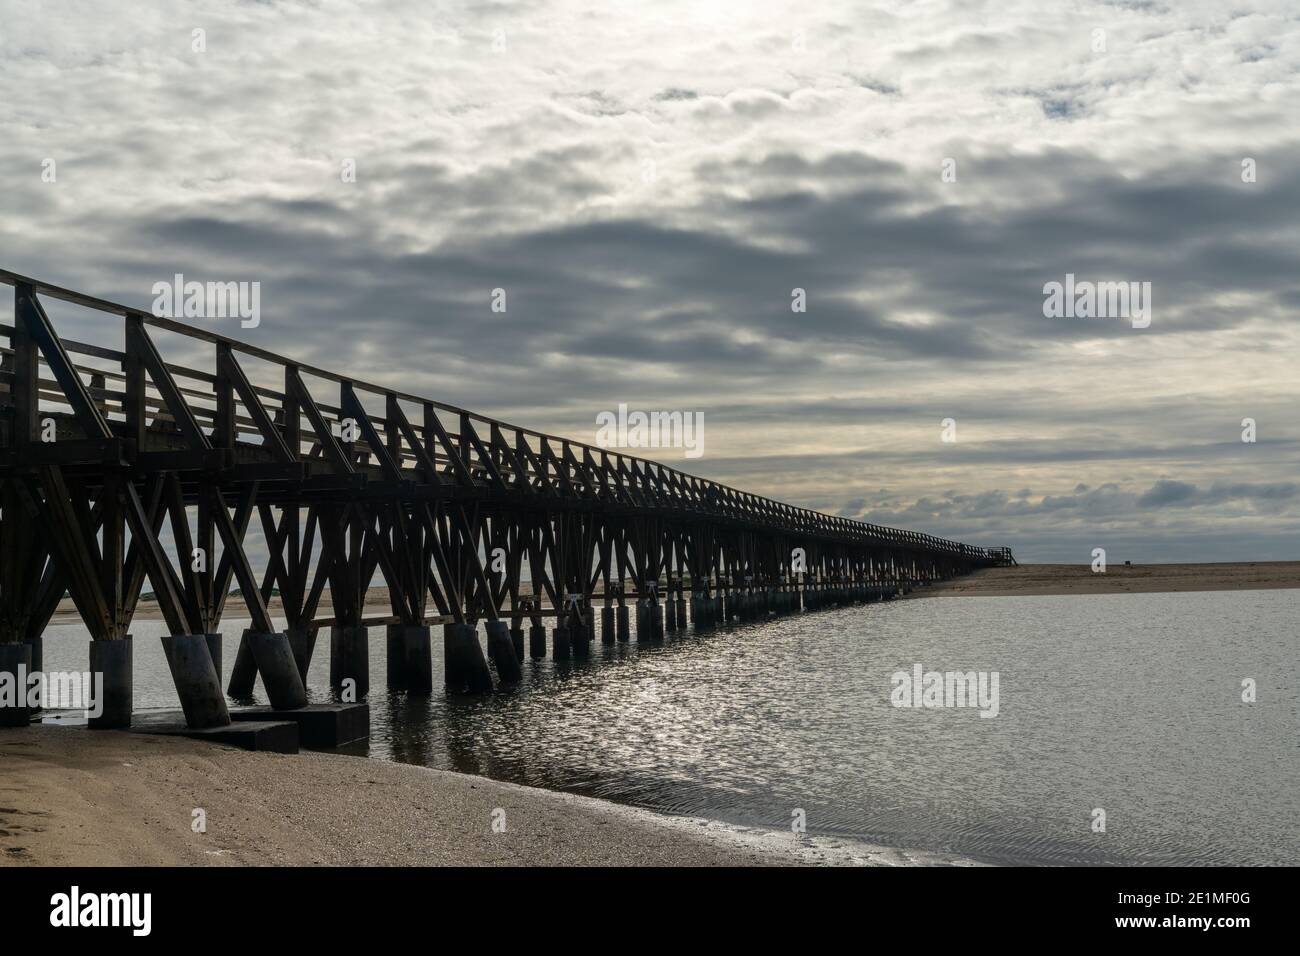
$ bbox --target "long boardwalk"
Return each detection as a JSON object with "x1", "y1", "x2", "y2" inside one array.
[{"x1": 0, "y1": 269, "x2": 1009, "y2": 732}]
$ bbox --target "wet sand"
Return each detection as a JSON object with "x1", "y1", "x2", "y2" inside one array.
[
  {"x1": 0, "y1": 726, "x2": 982, "y2": 867},
  {"x1": 908, "y1": 562, "x2": 1300, "y2": 598}
]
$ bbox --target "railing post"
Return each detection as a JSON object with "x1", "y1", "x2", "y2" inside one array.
[
  {"x1": 123, "y1": 312, "x2": 147, "y2": 449},
  {"x1": 214, "y1": 342, "x2": 235, "y2": 448},
  {"x1": 11, "y1": 283, "x2": 39, "y2": 448},
  {"x1": 282, "y1": 363, "x2": 300, "y2": 455}
]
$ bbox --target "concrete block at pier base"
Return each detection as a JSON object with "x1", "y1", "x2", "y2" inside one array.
[
  {"x1": 676, "y1": 598, "x2": 687, "y2": 628},
  {"x1": 188, "y1": 721, "x2": 296, "y2": 752},
  {"x1": 131, "y1": 711, "x2": 297, "y2": 753},
  {"x1": 552, "y1": 624, "x2": 572, "y2": 660},
  {"x1": 444, "y1": 623, "x2": 494, "y2": 694},
  {"x1": 601, "y1": 606, "x2": 614, "y2": 644},
  {"x1": 230, "y1": 703, "x2": 368, "y2": 748},
  {"x1": 287, "y1": 627, "x2": 317, "y2": 683},
  {"x1": 0, "y1": 643, "x2": 32, "y2": 727},
  {"x1": 227, "y1": 631, "x2": 258, "y2": 698},
  {"x1": 386, "y1": 624, "x2": 433, "y2": 693},
  {"x1": 665, "y1": 598, "x2": 678, "y2": 632},
  {"x1": 161, "y1": 634, "x2": 230, "y2": 729},
  {"x1": 634, "y1": 603, "x2": 649, "y2": 641},
  {"x1": 330, "y1": 625, "x2": 370, "y2": 698},
  {"x1": 247, "y1": 631, "x2": 309, "y2": 710},
  {"x1": 649, "y1": 601, "x2": 663, "y2": 641},
  {"x1": 509, "y1": 627, "x2": 525, "y2": 663},
  {"x1": 88, "y1": 638, "x2": 133, "y2": 729},
  {"x1": 616, "y1": 605, "x2": 630, "y2": 642},
  {"x1": 528, "y1": 625, "x2": 547, "y2": 659},
  {"x1": 486, "y1": 621, "x2": 522, "y2": 684}
]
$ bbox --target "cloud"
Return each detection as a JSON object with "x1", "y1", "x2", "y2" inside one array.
[{"x1": 2, "y1": 0, "x2": 1297, "y2": 561}]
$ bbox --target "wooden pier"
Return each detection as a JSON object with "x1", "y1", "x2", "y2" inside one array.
[{"x1": 0, "y1": 268, "x2": 1009, "y2": 732}]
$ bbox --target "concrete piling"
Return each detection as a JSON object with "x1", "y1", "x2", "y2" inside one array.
[
  {"x1": 665, "y1": 598, "x2": 678, "y2": 632},
  {"x1": 444, "y1": 623, "x2": 494, "y2": 693},
  {"x1": 287, "y1": 626, "x2": 317, "y2": 683},
  {"x1": 572, "y1": 615, "x2": 591, "y2": 659},
  {"x1": 486, "y1": 621, "x2": 521, "y2": 683},
  {"x1": 509, "y1": 625, "x2": 526, "y2": 663},
  {"x1": 88, "y1": 637, "x2": 133, "y2": 729},
  {"x1": 616, "y1": 604, "x2": 630, "y2": 641},
  {"x1": 528, "y1": 624, "x2": 547, "y2": 659},
  {"x1": 161, "y1": 634, "x2": 230, "y2": 729},
  {"x1": 552, "y1": 623, "x2": 572, "y2": 660},
  {"x1": 386, "y1": 624, "x2": 433, "y2": 693},
  {"x1": 246, "y1": 631, "x2": 309, "y2": 709},
  {"x1": 203, "y1": 633, "x2": 222, "y2": 682},
  {"x1": 25, "y1": 634, "x2": 42, "y2": 715},
  {"x1": 601, "y1": 606, "x2": 615, "y2": 644},
  {"x1": 0, "y1": 642, "x2": 32, "y2": 727},
  {"x1": 330, "y1": 624, "x2": 370, "y2": 698},
  {"x1": 226, "y1": 631, "x2": 258, "y2": 698}
]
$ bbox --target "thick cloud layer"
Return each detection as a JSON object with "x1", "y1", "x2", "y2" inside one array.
[{"x1": 2, "y1": 0, "x2": 1297, "y2": 560}]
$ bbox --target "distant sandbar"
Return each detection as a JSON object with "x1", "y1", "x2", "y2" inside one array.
[{"x1": 908, "y1": 562, "x2": 1299, "y2": 598}]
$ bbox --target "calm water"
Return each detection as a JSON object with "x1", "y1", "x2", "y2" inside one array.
[{"x1": 40, "y1": 590, "x2": 1300, "y2": 865}]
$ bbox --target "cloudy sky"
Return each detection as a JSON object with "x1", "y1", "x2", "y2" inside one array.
[{"x1": 3, "y1": 0, "x2": 1298, "y2": 561}]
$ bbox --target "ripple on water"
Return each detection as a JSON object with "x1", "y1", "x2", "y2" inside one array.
[{"x1": 38, "y1": 589, "x2": 1300, "y2": 865}]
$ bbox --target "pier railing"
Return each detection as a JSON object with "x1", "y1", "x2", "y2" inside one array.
[{"x1": 0, "y1": 267, "x2": 1003, "y2": 563}]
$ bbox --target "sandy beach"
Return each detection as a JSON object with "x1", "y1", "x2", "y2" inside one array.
[
  {"x1": 0, "y1": 725, "x2": 981, "y2": 867},
  {"x1": 907, "y1": 562, "x2": 1299, "y2": 598}
]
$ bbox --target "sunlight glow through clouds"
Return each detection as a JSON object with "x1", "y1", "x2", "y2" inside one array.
[{"x1": 2, "y1": 0, "x2": 1297, "y2": 559}]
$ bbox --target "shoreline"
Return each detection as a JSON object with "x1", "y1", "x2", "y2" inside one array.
[{"x1": 0, "y1": 725, "x2": 984, "y2": 867}]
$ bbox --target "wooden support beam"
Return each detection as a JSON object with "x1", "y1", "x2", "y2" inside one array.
[
  {"x1": 424, "y1": 404, "x2": 474, "y2": 486},
  {"x1": 121, "y1": 477, "x2": 189, "y2": 636},
  {"x1": 287, "y1": 369, "x2": 353, "y2": 473},
  {"x1": 341, "y1": 382, "x2": 400, "y2": 481},
  {"x1": 219, "y1": 344, "x2": 295, "y2": 461},
  {"x1": 19, "y1": 292, "x2": 112, "y2": 439},
  {"x1": 125, "y1": 316, "x2": 210, "y2": 450},
  {"x1": 210, "y1": 486, "x2": 275, "y2": 633},
  {"x1": 386, "y1": 394, "x2": 442, "y2": 484}
]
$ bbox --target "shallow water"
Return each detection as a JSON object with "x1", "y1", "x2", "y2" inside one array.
[{"x1": 39, "y1": 589, "x2": 1300, "y2": 865}]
